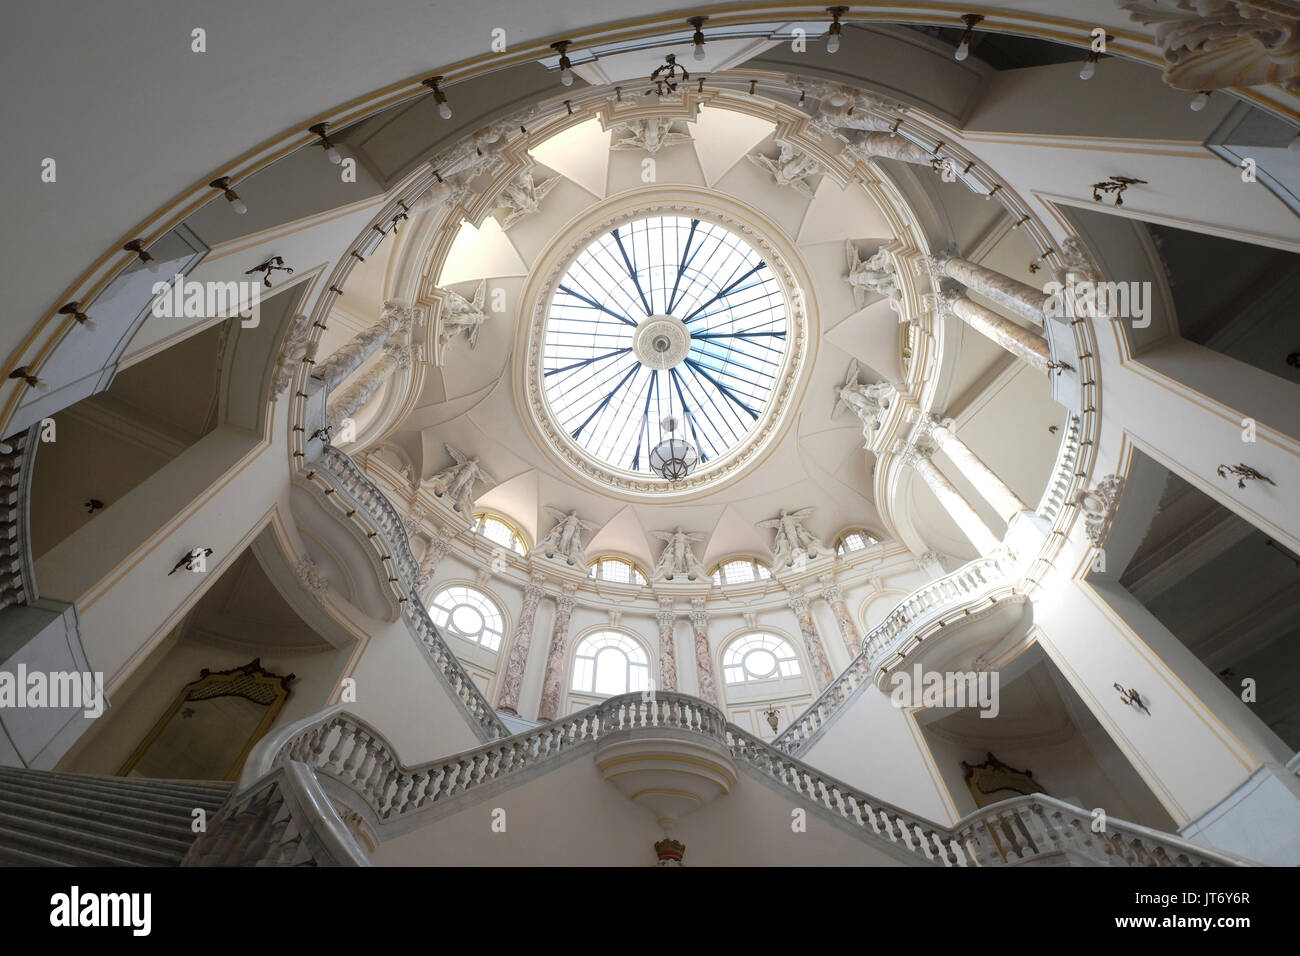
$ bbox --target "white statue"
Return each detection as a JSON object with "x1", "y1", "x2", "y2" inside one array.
[
  {"x1": 439, "y1": 279, "x2": 488, "y2": 349},
  {"x1": 834, "y1": 360, "x2": 896, "y2": 438},
  {"x1": 650, "y1": 528, "x2": 708, "y2": 581},
  {"x1": 747, "y1": 139, "x2": 822, "y2": 197},
  {"x1": 429, "y1": 443, "x2": 497, "y2": 514},
  {"x1": 757, "y1": 508, "x2": 827, "y2": 567},
  {"x1": 610, "y1": 118, "x2": 692, "y2": 154},
  {"x1": 497, "y1": 167, "x2": 561, "y2": 229},
  {"x1": 845, "y1": 240, "x2": 901, "y2": 310},
  {"x1": 530, "y1": 507, "x2": 600, "y2": 567}
]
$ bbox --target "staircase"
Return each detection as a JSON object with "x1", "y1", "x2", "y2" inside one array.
[{"x1": 0, "y1": 766, "x2": 232, "y2": 866}]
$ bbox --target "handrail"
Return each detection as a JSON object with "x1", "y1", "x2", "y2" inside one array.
[
  {"x1": 1036, "y1": 413, "x2": 1082, "y2": 522},
  {"x1": 312, "y1": 445, "x2": 509, "y2": 742},
  {"x1": 0, "y1": 424, "x2": 38, "y2": 610}
]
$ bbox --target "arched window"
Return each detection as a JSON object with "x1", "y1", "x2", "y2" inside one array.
[
  {"x1": 428, "y1": 585, "x2": 506, "y2": 652},
  {"x1": 571, "y1": 631, "x2": 650, "y2": 697},
  {"x1": 710, "y1": 557, "x2": 772, "y2": 586},
  {"x1": 723, "y1": 633, "x2": 801, "y2": 685},
  {"x1": 587, "y1": 556, "x2": 647, "y2": 586},
  {"x1": 471, "y1": 511, "x2": 527, "y2": 555},
  {"x1": 835, "y1": 529, "x2": 880, "y2": 555}
]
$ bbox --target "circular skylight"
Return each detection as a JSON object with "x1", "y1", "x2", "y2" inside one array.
[{"x1": 542, "y1": 215, "x2": 788, "y2": 476}]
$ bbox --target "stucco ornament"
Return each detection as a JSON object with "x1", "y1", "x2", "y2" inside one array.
[
  {"x1": 438, "y1": 279, "x2": 488, "y2": 349},
  {"x1": 429, "y1": 443, "x2": 497, "y2": 514},
  {"x1": 497, "y1": 167, "x2": 562, "y2": 229},
  {"x1": 747, "y1": 139, "x2": 822, "y2": 197},
  {"x1": 530, "y1": 507, "x2": 600, "y2": 567},
  {"x1": 845, "y1": 240, "x2": 902, "y2": 312},
  {"x1": 610, "y1": 117, "x2": 693, "y2": 154},
  {"x1": 650, "y1": 527, "x2": 709, "y2": 580},
  {"x1": 758, "y1": 508, "x2": 827, "y2": 567},
  {"x1": 834, "y1": 360, "x2": 896, "y2": 439}
]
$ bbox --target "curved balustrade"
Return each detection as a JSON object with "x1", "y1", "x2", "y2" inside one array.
[
  {"x1": 310, "y1": 446, "x2": 508, "y2": 742},
  {"x1": 771, "y1": 651, "x2": 873, "y2": 755},
  {"x1": 0, "y1": 425, "x2": 38, "y2": 610},
  {"x1": 1036, "y1": 414, "x2": 1082, "y2": 523}
]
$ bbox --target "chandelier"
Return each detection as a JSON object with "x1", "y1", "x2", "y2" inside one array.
[{"x1": 649, "y1": 416, "x2": 699, "y2": 481}]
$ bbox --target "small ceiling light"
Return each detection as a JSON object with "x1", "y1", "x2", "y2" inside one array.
[
  {"x1": 954, "y1": 14, "x2": 983, "y2": 62},
  {"x1": 423, "y1": 76, "x2": 453, "y2": 119},
  {"x1": 826, "y1": 6, "x2": 848, "y2": 54},
  {"x1": 122, "y1": 238, "x2": 163, "y2": 275},
  {"x1": 551, "y1": 41, "x2": 575, "y2": 86},
  {"x1": 308, "y1": 122, "x2": 343, "y2": 164},
  {"x1": 688, "y1": 16, "x2": 708, "y2": 61},
  {"x1": 58, "y1": 302, "x2": 97, "y2": 330},
  {"x1": 8, "y1": 367, "x2": 48, "y2": 393},
  {"x1": 1190, "y1": 90, "x2": 1211, "y2": 111},
  {"x1": 1079, "y1": 51, "x2": 1099, "y2": 80},
  {"x1": 209, "y1": 176, "x2": 247, "y2": 215}
]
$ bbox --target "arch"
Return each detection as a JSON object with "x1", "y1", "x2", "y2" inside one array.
[
  {"x1": 586, "y1": 554, "x2": 648, "y2": 586},
  {"x1": 566, "y1": 627, "x2": 653, "y2": 709},
  {"x1": 427, "y1": 582, "x2": 509, "y2": 653},
  {"x1": 859, "y1": 588, "x2": 911, "y2": 635},
  {"x1": 720, "y1": 631, "x2": 804, "y2": 686},
  {"x1": 834, "y1": 527, "x2": 883, "y2": 556},
  {"x1": 715, "y1": 626, "x2": 814, "y2": 741},
  {"x1": 708, "y1": 555, "x2": 773, "y2": 586},
  {"x1": 470, "y1": 510, "x2": 529, "y2": 555}
]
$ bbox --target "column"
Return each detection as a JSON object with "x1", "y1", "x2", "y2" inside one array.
[
  {"x1": 917, "y1": 414, "x2": 1028, "y2": 523},
  {"x1": 312, "y1": 300, "x2": 417, "y2": 391},
  {"x1": 788, "y1": 584, "x2": 834, "y2": 690},
  {"x1": 817, "y1": 574, "x2": 861, "y2": 658},
  {"x1": 536, "y1": 584, "x2": 577, "y2": 722},
  {"x1": 843, "y1": 130, "x2": 936, "y2": 166},
  {"x1": 930, "y1": 251, "x2": 1049, "y2": 325},
  {"x1": 655, "y1": 597, "x2": 679, "y2": 692},
  {"x1": 688, "y1": 598, "x2": 718, "y2": 705},
  {"x1": 939, "y1": 286, "x2": 1050, "y2": 373},
  {"x1": 496, "y1": 574, "x2": 546, "y2": 714},
  {"x1": 326, "y1": 341, "x2": 412, "y2": 432},
  {"x1": 899, "y1": 437, "x2": 1000, "y2": 555},
  {"x1": 413, "y1": 525, "x2": 454, "y2": 604}
]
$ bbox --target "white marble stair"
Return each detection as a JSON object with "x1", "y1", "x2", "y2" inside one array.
[{"x1": 0, "y1": 766, "x2": 232, "y2": 866}]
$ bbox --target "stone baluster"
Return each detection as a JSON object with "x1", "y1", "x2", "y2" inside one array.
[
  {"x1": 313, "y1": 300, "x2": 418, "y2": 391},
  {"x1": 655, "y1": 597, "x2": 679, "y2": 692},
  {"x1": 688, "y1": 598, "x2": 718, "y2": 705},
  {"x1": 788, "y1": 584, "x2": 834, "y2": 691},
  {"x1": 928, "y1": 251, "x2": 1049, "y2": 325},
  {"x1": 535, "y1": 584, "x2": 577, "y2": 722},
  {"x1": 914, "y1": 413, "x2": 1027, "y2": 523},
  {"x1": 896, "y1": 437, "x2": 1000, "y2": 555},
  {"x1": 817, "y1": 573, "x2": 861, "y2": 658},
  {"x1": 325, "y1": 341, "x2": 413, "y2": 434},
  {"x1": 935, "y1": 282, "x2": 1050, "y2": 373},
  {"x1": 496, "y1": 574, "x2": 546, "y2": 714}
]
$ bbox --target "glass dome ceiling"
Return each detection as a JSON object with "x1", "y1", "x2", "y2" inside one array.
[{"x1": 542, "y1": 215, "x2": 788, "y2": 476}]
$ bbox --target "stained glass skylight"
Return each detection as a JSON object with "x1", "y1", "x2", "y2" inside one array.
[{"x1": 542, "y1": 215, "x2": 788, "y2": 475}]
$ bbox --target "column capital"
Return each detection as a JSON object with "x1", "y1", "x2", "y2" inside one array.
[
  {"x1": 522, "y1": 573, "x2": 547, "y2": 603},
  {"x1": 382, "y1": 341, "x2": 414, "y2": 371},
  {"x1": 816, "y1": 573, "x2": 843, "y2": 604},
  {"x1": 656, "y1": 596, "x2": 677, "y2": 628},
  {"x1": 787, "y1": 583, "x2": 811, "y2": 617},
  {"x1": 554, "y1": 583, "x2": 577, "y2": 615},
  {"x1": 688, "y1": 597, "x2": 709, "y2": 628}
]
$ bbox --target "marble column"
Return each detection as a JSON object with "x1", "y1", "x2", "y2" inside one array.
[
  {"x1": 818, "y1": 574, "x2": 861, "y2": 659},
  {"x1": 536, "y1": 585, "x2": 577, "y2": 722},
  {"x1": 930, "y1": 251, "x2": 1049, "y2": 326},
  {"x1": 788, "y1": 585, "x2": 834, "y2": 691},
  {"x1": 939, "y1": 287, "x2": 1050, "y2": 373},
  {"x1": 655, "y1": 598, "x2": 679, "y2": 693},
  {"x1": 496, "y1": 574, "x2": 546, "y2": 714},
  {"x1": 688, "y1": 599, "x2": 718, "y2": 705},
  {"x1": 917, "y1": 414, "x2": 1027, "y2": 523},
  {"x1": 326, "y1": 341, "x2": 412, "y2": 432},
  {"x1": 413, "y1": 525, "x2": 454, "y2": 604},
  {"x1": 899, "y1": 437, "x2": 1000, "y2": 555},
  {"x1": 312, "y1": 300, "x2": 417, "y2": 392}
]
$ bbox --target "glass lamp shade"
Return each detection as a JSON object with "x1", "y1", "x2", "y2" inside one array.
[{"x1": 649, "y1": 437, "x2": 699, "y2": 481}]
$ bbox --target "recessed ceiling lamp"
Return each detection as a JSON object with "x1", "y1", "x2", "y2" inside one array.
[
  {"x1": 954, "y1": 14, "x2": 983, "y2": 62},
  {"x1": 308, "y1": 122, "x2": 343, "y2": 164},
  {"x1": 826, "y1": 6, "x2": 848, "y2": 54},
  {"x1": 208, "y1": 176, "x2": 248, "y2": 215},
  {"x1": 422, "y1": 76, "x2": 453, "y2": 119},
  {"x1": 650, "y1": 416, "x2": 699, "y2": 481},
  {"x1": 551, "y1": 40, "x2": 575, "y2": 86},
  {"x1": 688, "y1": 16, "x2": 708, "y2": 61}
]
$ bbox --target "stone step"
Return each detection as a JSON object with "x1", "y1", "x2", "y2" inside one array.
[
  {"x1": 0, "y1": 794, "x2": 197, "y2": 854},
  {"x1": 0, "y1": 772, "x2": 230, "y2": 815},
  {"x1": 0, "y1": 766, "x2": 232, "y2": 800}
]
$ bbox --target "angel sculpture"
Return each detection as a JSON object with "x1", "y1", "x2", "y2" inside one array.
[
  {"x1": 439, "y1": 279, "x2": 488, "y2": 349},
  {"x1": 757, "y1": 508, "x2": 826, "y2": 568},
  {"x1": 610, "y1": 118, "x2": 692, "y2": 155},
  {"x1": 845, "y1": 240, "x2": 901, "y2": 310},
  {"x1": 833, "y1": 360, "x2": 897, "y2": 438},
  {"x1": 497, "y1": 167, "x2": 561, "y2": 229},
  {"x1": 530, "y1": 507, "x2": 600, "y2": 567},
  {"x1": 429, "y1": 443, "x2": 496, "y2": 514},
  {"x1": 747, "y1": 139, "x2": 822, "y2": 197},
  {"x1": 650, "y1": 527, "x2": 708, "y2": 581}
]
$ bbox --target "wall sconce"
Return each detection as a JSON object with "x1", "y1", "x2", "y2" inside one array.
[
  {"x1": 308, "y1": 122, "x2": 343, "y2": 165},
  {"x1": 122, "y1": 238, "x2": 163, "y2": 274},
  {"x1": 649, "y1": 53, "x2": 690, "y2": 95},
  {"x1": 551, "y1": 40, "x2": 575, "y2": 86},
  {"x1": 84, "y1": 498, "x2": 104, "y2": 514},
  {"x1": 244, "y1": 256, "x2": 294, "y2": 288},
  {"x1": 168, "y1": 547, "x2": 213, "y2": 575},
  {"x1": 1190, "y1": 90, "x2": 1211, "y2": 111},
  {"x1": 688, "y1": 16, "x2": 708, "y2": 61},
  {"x1": 7, "y1": 367, "x2": 48, "y2": 392},
  {"x1": 763, "y1": 707, "x2": 781, "y2": 734},
  {"x1": 208, "y1": 176, "x2": 248, "y2": 215},
  {"x1": 954, "y1": 14, "x2": 983, "y2": 61},
  {"x1": 1113, "y1": 683, "x2": 1150, "y2": 715},
  {"x1": 826, "y1": 6, "x2": 848, "y2": 54},
  {"x1": 57, "y1": 302, "x2": 97, "y2": 330},
  {"x1": 1091, "y1": 175, "x2": 1146, "y2": 205},
  {"x1": 1216, "y1": 463, "x2": 1276, "y2": 488},
  {"x1": 422, "y1": 76, "x2": 453, "y2": 119}
]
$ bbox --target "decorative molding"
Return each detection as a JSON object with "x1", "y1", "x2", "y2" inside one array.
[{"x1": 1078, "y1": 474, "x2": 1124, "y2": 547}]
